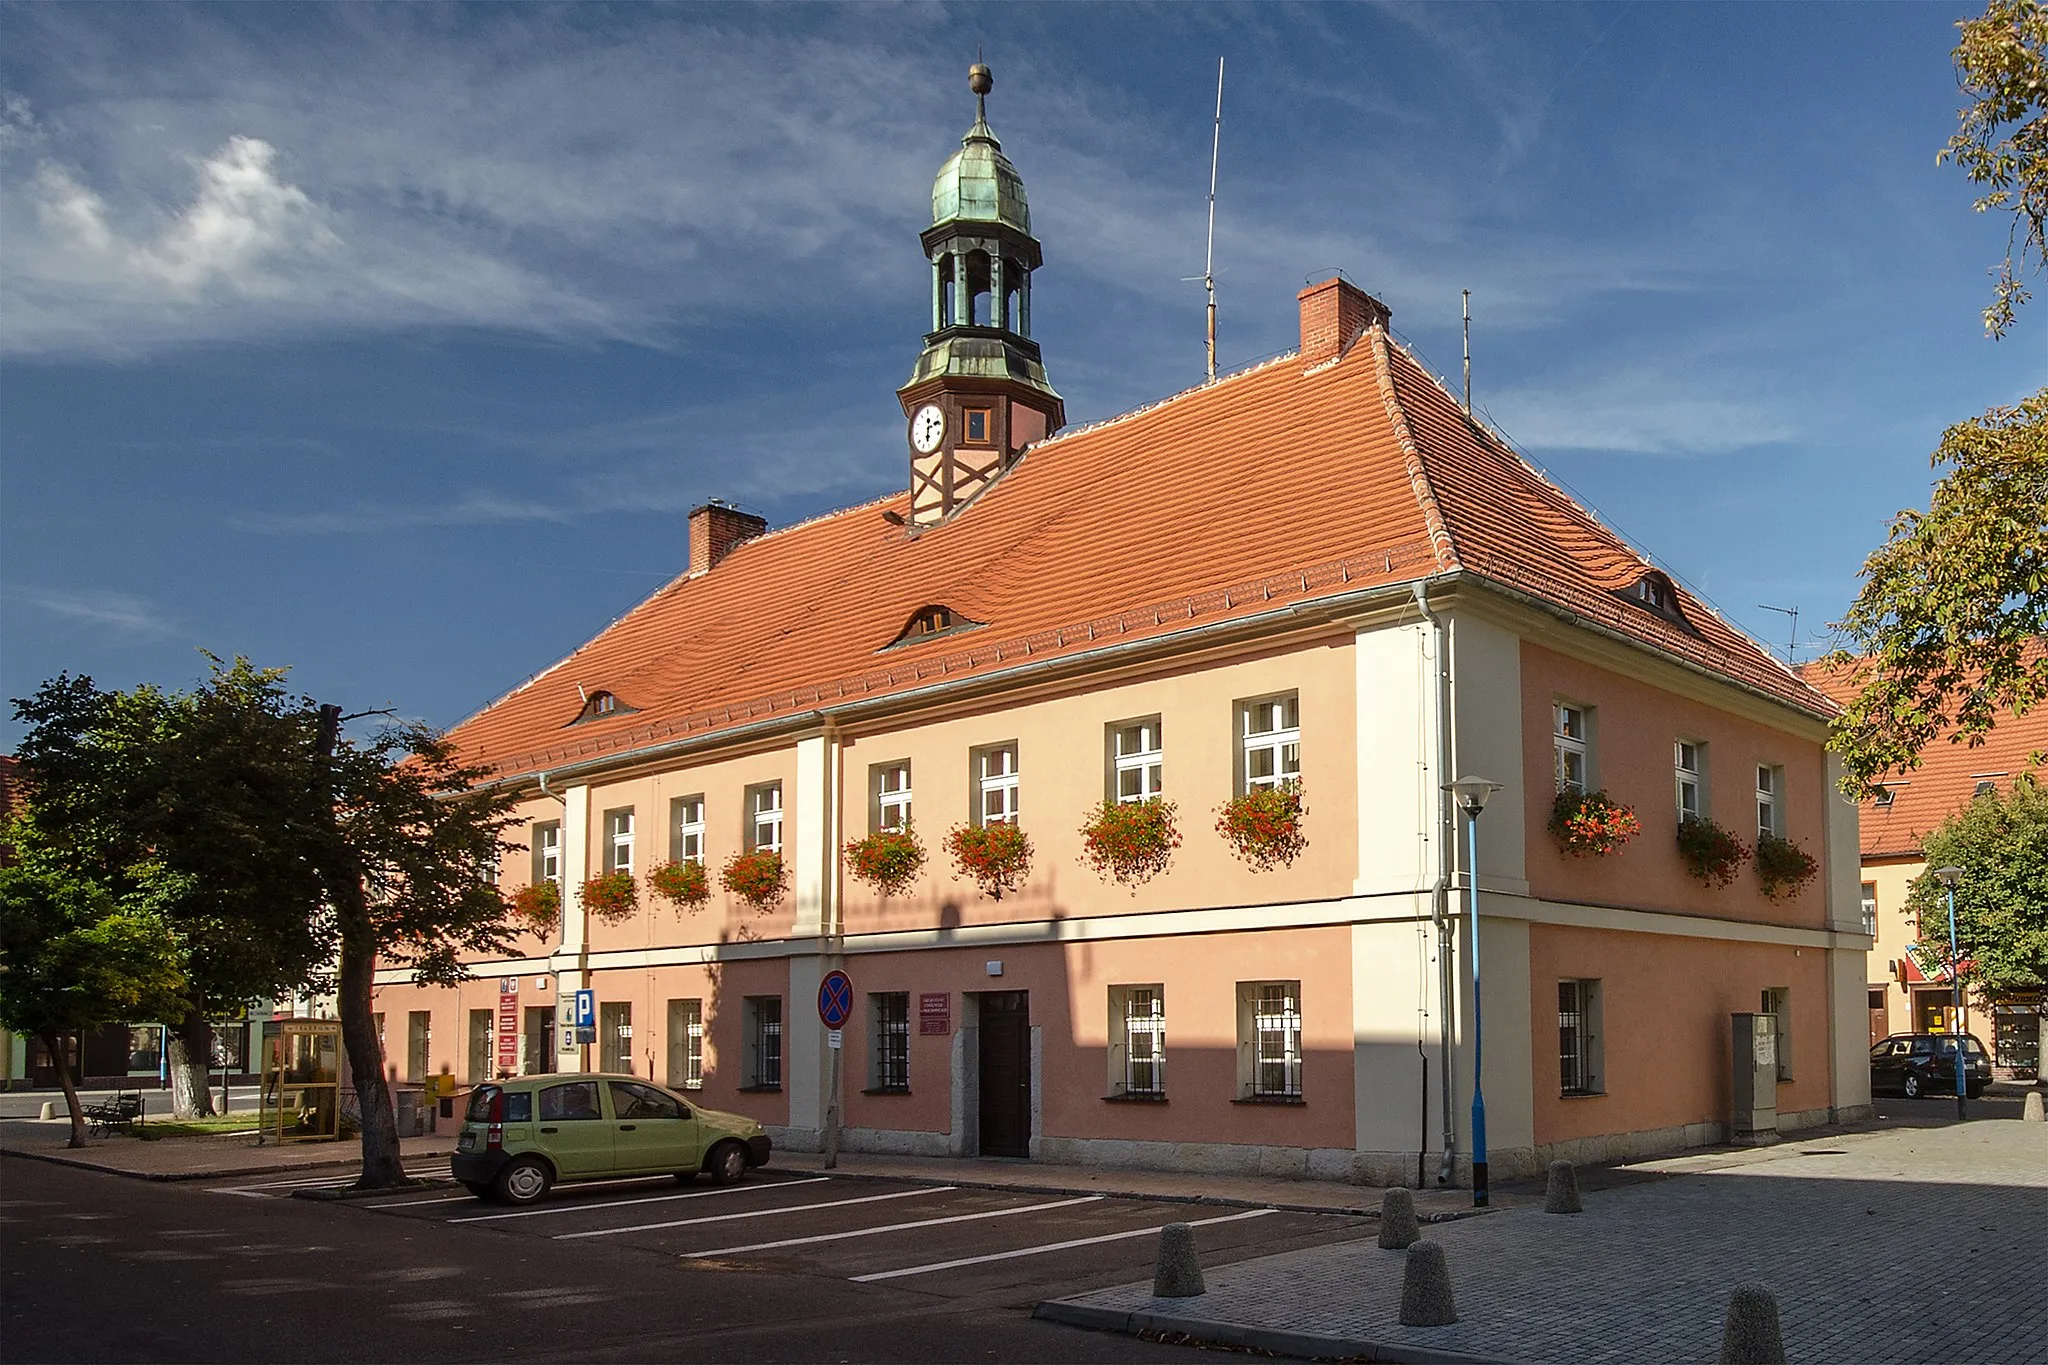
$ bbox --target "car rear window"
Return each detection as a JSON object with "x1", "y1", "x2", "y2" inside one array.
[{"x1": 464, "y1": 1085, "x2": 532, "y2": 1122}]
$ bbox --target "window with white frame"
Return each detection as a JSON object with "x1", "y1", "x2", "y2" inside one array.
[
  {"x1": 1240, "y1": 693, "x2": 1301, "y2": 793},
  {"x1": 1756, "y1": 765, "x2": 1782, "y2": 841},
  {"x1": 1761, "y1": 987, "x2": 1792, "y2": 1081},
  {"x1": 667, "y1": 998, "x2": 703, "y2": 1090},
  {"x1": 532, "y1": 820, "x2": 561, "y2": 887},
  {"x1": 1860, "y1": 881, "x2": 1879, "y2": 937},
  {"x1": 869, "y1": 993, "x2": 909, "y2": 1092},
  {"x1": 1237, "y1": 981, "x2": 1303, "y2": 1099},
  {"x1": 1675, "y1": 740, "x2": 1706, "y2": 823},
  {"x1": 604, "y1": 808, "x2": 635, "y2": 873},
  {"x1": 1559, "y1": 979, "x2": 1603, "y2": 1095},
  {"x1": 873, "y1": 762, "x2": 912, "y2": 832},
  {"x1": 1554, "y1": 703, "x2": 1590, "y2": 794},
  {"x1": 1111, "y1": 718, "x2": 1164, "y2": 803},
  {"x1": 743, "y1": 996, "x2": 782, "y2": 1089},
  {"x1": 975, "y1": 744, "x2": 1020, "y2": 825},
  {"x1": 1107, "y1": 986, "x2": 1166, "y2": 1097},
  {"x1": 670, "y1": 795, "x2": 705, "y2": 864},
  {"x1": 745, "y1": 782, "x2": 783, "y2": 853}
]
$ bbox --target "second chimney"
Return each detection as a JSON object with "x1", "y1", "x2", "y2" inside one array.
[
  {"x1": 1297, "y1": 277, "x2": 1390, "y2": 369},
  {"x1": 689, "y1": 501, "x2": 767, "y2": 575}
]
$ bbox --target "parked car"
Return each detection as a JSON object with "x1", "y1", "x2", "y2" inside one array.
[
  {"x1": 452, "y1": 1072, "x2": 772, "y2": 1204},
  {"x1": 1868, "y1": 1033, "x2": 1991, "y2": 1100}
]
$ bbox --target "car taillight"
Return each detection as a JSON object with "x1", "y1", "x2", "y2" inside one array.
[{"x1": 486, "y1": 1090, "x2": 505, "y2": 1151}]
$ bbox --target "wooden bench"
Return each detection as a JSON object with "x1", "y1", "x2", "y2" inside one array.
[{"x1": 83, "y1": 1092, "x2": 143, "y2": 1136}]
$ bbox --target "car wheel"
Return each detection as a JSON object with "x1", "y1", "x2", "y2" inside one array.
[
  {"x1": 706, "y1": 1140, "x2": 749, "y2": 1186},
  {"x1": 495, "y1": 1156, "x2": 553, "y2": 1205},
  {"x1": 459, "y1": 1179, "x2": 493, "y2": 1200},
  {"x1": 1903, "y1": 1072, "x2": 1923, "y2": 1099}
]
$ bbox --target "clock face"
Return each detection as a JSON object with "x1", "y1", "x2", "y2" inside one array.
[{"x1": 909, "y1": 404, "x2": 946, "y2": 454}]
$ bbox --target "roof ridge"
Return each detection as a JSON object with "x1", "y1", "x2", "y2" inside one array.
[{"x1": 1369, "y1": 327, "x2": 1459, "y2": 573}]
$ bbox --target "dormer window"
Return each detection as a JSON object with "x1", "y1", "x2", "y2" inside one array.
[
  {"x1": 887, "y1": 604, "x2": 978, "y2": 649},
  {"x1": 1873, "y1": 788, "x2": 1897, "y2": 809},
  {"x1": 568, "y1": 690, "x2": 636, "y2": 726},
  {"x1": 1617, "y1": 571, "x2": 1686, "y2": 625}
]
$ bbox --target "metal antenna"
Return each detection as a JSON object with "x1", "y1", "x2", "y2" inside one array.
[
  {"x1": 1204, "y1": 57, "x2": 1224, "y2": 382},
  {"x1": 1758, "y1": 604, "x2": 1800, "y2": 662},
  {"x1": 1462, "y1": 289, "x2": 1472, "y2": 413}
]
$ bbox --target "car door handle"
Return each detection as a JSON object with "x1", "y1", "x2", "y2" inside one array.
[
  {"x1": 618, "y1": 1124, "x2": 636, "y2": 1131},
  {"x1": 539, "y1": 1126, "x2": 558, "y2": 1134}
]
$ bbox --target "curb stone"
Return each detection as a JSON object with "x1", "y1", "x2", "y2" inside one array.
[
  {"x1": 1032, "y1": 1299, "x2": 1510, "y2": 1364},
  {"x1": 0, "y1": 1143, "x2": 452, "y2": 1184}
]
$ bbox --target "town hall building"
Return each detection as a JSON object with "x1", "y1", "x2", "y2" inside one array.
[{"x1": 371, "y1": 66, "x2": 1873, "y2": 1187}]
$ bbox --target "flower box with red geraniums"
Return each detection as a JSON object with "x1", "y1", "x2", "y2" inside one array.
[
  {"x1": 1216, "y1": 782, "x2": 1309, "y2": 871},
  {"x1": 510, "y1": 880, "x2": 561, "y2": 935},
  {"x1": 1547, "y1": 788, "x2": 1643, "y2": 859},
  {"x1": 720, "y1": 849, "x2": 788, "y2": 914},
  {"x1": 1754, "y1": 834, "x2": 1819, "y2": 902},
  {"x1": 944, "y1": 821, "x2": 1033, "y2": 900},
  {"x1": 647, "y1": 859, "x2": 710, "y2": 913},
  {"x1": 1676, "y1": 816, "x2": 1747, "y2": 888},
  {"x1": 1079, "y1": 797, "x2": 1182, "y2": 890},
  {"x1": 845, "y1": 825, "x2": 925, "y2": 897},
  {"x1": 580, "y1": 871, "x2": 637, "y2": 925}
]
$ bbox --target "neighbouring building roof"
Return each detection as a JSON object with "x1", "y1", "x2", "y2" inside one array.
[
  {"x1": 447, "y1": 318, "x2": 1832, "y2": 783},
  {"x1": 1802, "y1": 644, "x2": 2048, "y2": 859}
]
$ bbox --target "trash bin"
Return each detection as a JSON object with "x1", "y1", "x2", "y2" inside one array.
[{"x1": 394, "y1": 1087, "x2": 423, "y2": 1138}]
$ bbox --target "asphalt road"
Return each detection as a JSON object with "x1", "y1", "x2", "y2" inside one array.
[{"x1": 0, "y1": 1156, "x2": 1371, "y2": 1364}]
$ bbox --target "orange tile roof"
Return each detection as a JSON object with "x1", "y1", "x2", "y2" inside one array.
[
  {"x1": 1801, "y1": 646, "x2": 2048, "y2": 858},
  {"x1": 448, "y1": 321, "x2": 1833, "y2": 781}
]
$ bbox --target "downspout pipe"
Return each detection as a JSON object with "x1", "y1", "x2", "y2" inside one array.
[{"x1": 1412, "y1": 582, "x2": 1459, "y2": 1186}]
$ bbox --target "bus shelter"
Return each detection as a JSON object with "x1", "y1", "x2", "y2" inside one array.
[{"x1": 258, "y1": 1018, "x2": 342, "y2": 1143}]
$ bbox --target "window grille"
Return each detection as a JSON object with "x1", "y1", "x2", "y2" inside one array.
[
  {"x1": 1122, "y1": 989, "x2": 1165, "y2": 1096},
  {"x1": 673, "y1": 999, "x2": 703, "y2": 1090},
  {"x1": 747, "y1": 997, "x2": 782, "y2": 1088},
  {"x1": 1559, "y1": 981, "x2": 1591, "y2": 1094},
  {"x1": 873, "y1": 993, "x2": 909, "y2": 1092},
  {"x1": 1242, "y1": 695, "x2": 1301, "y2": 792},
  {"x1": 1253, "y1": 983, "x2": 1303, "y2": 1098}
]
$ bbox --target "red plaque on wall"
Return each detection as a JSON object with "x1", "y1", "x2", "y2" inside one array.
[{"x1": 918, "y1": 992, "x2": 951, "y2": 1036}]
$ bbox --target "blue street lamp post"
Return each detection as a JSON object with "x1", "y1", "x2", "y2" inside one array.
[
  {"x1": 1933, "y1": 865, "x2": 1967, "y2": 1120},
  {"x1": 1449, "y1": 777, "x2": 1502, "y2": 1208}
]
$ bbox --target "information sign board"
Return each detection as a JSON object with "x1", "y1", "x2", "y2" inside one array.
[
  {"x1": 495, "y1": 991, "x2": 520, "y2": 1074},
  {"x1": 919, "y1": 992, "x2": 951, "y2": 1036}
]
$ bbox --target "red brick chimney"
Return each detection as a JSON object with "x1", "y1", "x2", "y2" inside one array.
[
  {"x1": 689, "y1": 502, "x2": 767, "y2": 574},
  {"x1": 1297, "y1": 277, "x2": 1389, "y2": 368}
]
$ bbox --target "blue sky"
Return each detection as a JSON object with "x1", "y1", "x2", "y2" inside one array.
[{"x1": 0, "y1": 3, "x2": 2036, "y2": 747}]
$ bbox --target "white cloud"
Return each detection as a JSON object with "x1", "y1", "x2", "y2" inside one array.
[
  {"x1": 1484, "y1": 366, "x2": 1799, "y2": 457},
  {"x1": 3, "y1": 585, "x2": 178, "y2": 638}
]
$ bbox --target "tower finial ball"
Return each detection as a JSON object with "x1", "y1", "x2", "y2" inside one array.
[{"x1": 969, "y1": 63, "x2": 993, "y2": 96}]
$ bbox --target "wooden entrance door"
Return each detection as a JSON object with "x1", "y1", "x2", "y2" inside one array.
[{"x1": 978, "y1": 991, "x2": 1031, "y2": 1158}]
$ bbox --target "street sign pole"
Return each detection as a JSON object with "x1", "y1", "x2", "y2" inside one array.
[{"x1": 818, "y1": 969, "x2": 853, "y2": 1170}]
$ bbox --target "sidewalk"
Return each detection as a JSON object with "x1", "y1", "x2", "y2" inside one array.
[
  {"x1": 0, "y1": 1116, "x2": 452, "y2": 1182},
  {"x1": 1039, "y1": 1119, "x2": 2048, "y2": 1365}
]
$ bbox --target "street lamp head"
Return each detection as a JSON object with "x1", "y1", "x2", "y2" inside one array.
[
  {"x1": 1932, "y1": 865, "x2": 1965, "y2": 888},
  {"x1": 1448, "y1": 776, "x2": 1504, "y2": 817}
]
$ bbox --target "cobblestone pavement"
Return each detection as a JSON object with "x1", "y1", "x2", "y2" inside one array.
[{"x1": 1042, "y1": 1118, "x2": 2048, "y2": 1365}]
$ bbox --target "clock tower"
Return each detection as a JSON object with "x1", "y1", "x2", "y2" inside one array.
[{"x1": 898, "y1": 63, "x2": 1064, "y2": 528}]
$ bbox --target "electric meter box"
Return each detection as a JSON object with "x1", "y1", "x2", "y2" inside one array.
[{"x1": 1731, "y1": 1012, "x2": 1778, "y2": 1144}]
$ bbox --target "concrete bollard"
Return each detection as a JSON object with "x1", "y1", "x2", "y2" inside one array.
[
  {"x1": 39, "y1": 1101, "x2": 57, "y2": 1121},
  {"x1": 2024, "y1": 1090, "x2": 2045, "y2": 1123},
  {"x1": 1378, "y1": 1186, "x2": 1421, "y2": 1248},
  {"x1": 1544, "y1": 1160, "x2": 1583, "y2": 1214},
  {"x1": 1153, "y1": 1222, "x2": 1205, "y2": 1298},
  {"x1": 1718, "y1": 1283, "x2": 1786, "y2": 1365},
  {"x1": 1398, "y1": 1240, "x2": 1458, "y2": 1326}
]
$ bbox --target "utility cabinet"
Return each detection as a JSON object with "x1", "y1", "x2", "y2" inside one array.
[{"x1": 1730, "y1": 1012, "x2": 1778, "y2": 1144}]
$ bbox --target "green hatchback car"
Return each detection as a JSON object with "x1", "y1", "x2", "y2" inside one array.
[{"x1": 451, "y1": 1073, "x2": 772, "y2": 1204}]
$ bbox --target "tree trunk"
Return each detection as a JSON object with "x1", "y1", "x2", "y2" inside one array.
[
  {"x1": 168, "y1": 1007, "x2": 216, "y2": 1119},
  {"x1": 338, "y1": 919, "x2": 405, "y2": 1189},
  {"x1": 41, "y1": 1031, "x2": 87, "y2": 1149}
]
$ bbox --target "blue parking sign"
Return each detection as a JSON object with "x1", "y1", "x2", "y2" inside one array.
[{"x1": 573, "y1": 988, "x2": 595, "y2": 1029}]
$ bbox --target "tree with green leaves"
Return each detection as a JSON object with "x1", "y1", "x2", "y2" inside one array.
[
  {"x1": 1827, "y1": 390, "x2": 2048, "y2": 793},
  {"x1": 11, "y1": 661, "x2": 335, "y2": 1116},
  {"x1": 315, "y1": 724, "x2": 521, "y2": 1187},
  {"x1": 0, "y1": 864, "x2": 188, "y2": 1147},
  {"x1": 1903, "y1": 775, "x2": 2048, "y2": 1019},
  {"x1": 1943, "y1": 0, "x2": 2048, "y2": 338}
]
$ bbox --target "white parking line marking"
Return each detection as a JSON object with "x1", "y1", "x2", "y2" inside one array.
[
  {"x1": 448, "y1": 1176, "x2": 831, "y2": 1224},
  {"x1": 374, "y1": 1193, "x2": 476, "y2": 1208},
  {"x1": 207, "y1": 1166, "x2": 441, "y2": 1195},
  {"x1": 554, "y1": 1186, "x2": 953, "y2": 1241},
  {"x1": 850, "y1": 1207, "x2": 1279, "y2": 1282},
  {"x1": 682, "y1": 1194, "x2": 1105, "y2": 1260},
  {"x1": 369, "y1": 1170, "x2": 730, "y2": 1208}
]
